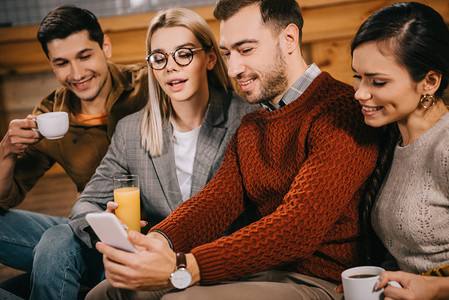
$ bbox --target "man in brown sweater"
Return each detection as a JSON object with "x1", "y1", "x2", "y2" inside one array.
[{"x1": 87, "y1": 1, "x2": 380, "y2": 299}]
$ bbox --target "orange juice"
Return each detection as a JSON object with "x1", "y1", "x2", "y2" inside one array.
[{"x1": 114, "y1": 187, "x2": 141, "y2": 232}]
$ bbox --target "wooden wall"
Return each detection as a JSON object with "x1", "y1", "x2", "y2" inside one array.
[{"x1": 0, "y1": 0, "x2": 448, "y2": 136}]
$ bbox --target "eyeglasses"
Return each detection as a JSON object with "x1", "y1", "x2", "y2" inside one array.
[{"x1": 145, "y1": 47, "x2": 207, "y2": 70}]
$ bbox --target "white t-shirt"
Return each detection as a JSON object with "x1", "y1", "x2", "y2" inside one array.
[{"x1": 173, "y1": 125, "x2": 201, "y2": 201}]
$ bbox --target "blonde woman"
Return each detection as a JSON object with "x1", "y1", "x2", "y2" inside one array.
[{"x1": 32, "y1": 8, "x2": 256, "y2": 299}]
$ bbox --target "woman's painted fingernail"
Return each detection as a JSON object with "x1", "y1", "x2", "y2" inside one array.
[{"x1": 374, "y1": 279, "x2": 381, "y2": 290}]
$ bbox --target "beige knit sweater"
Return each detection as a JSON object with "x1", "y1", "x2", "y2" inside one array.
[{"x1": 373, "y1": 112, "x2": 449, "y2": 274}]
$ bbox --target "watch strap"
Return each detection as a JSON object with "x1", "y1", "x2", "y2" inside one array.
[{"x1": 176, "y1": 252, "x2": 187, "y2": 269}]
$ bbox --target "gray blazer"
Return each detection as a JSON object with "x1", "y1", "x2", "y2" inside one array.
[{"x1": 69, "y1": 87, "x2": 256, "y2": 247}]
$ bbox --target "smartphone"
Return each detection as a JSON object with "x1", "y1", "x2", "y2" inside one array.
[{"x1": 85, "y1": 212, "x2": 139, "y2": 253}]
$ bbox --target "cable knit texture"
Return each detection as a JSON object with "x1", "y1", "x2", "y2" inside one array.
[
  {"x1": 152, "y1": 72, "x2": 380, "y2": 284},
  {"x1": 372, "y1": 113, "x2": 449, "y2": 274}
]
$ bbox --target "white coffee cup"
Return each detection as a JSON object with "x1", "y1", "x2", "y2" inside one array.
[
  {"x1": 341, "y1": 266, "x2": 401, "y2": 300},
  {"x1": 33, "y1": 112, "x2": 69, "y2": 140}
]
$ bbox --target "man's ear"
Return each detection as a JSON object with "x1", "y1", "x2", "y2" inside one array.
[
  {"x1": 281, "y1": 23, "x2": 300, "y2": 55},
  {"x1": 102, "y1": 34, "x2": 112, "y2": 59},
  {"x1": 420, "y1": 70, "x2": 442, "y2": 96},
  {"x1": 206, "y1": 49, "x2": 217, "y2": 71}
]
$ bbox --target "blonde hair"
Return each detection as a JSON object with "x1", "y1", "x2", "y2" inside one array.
[{"x1": 141, "y1": 8, "x2": 233, "y2": 156}]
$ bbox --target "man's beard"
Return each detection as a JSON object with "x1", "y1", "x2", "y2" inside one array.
[{"x1": 244, "y1": 47, "x2": 289, "y2": 105}]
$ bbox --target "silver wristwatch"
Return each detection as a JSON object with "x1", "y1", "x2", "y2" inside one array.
[{"x1": 170, "y1": 252, "x2": 192, "y2": 289}]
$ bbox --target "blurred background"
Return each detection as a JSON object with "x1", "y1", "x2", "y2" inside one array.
[{"x1": 0, "y1": 0, "x2": 216, "y2": 27}]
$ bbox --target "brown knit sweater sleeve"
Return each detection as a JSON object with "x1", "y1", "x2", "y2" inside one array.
[
  {"x1": 152, "y1": 73, "x2": 379, "y2": 284},
  {"x1": 152, "y1": 131, "x2": 247, "y2": 253}
]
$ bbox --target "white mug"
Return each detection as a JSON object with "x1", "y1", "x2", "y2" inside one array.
[
  {"x1": 33, "y1": 112, "x2": 69, "y2": 140},
  {"x1": 341, "y1": 266, "x2": 401, "y2": 300}
]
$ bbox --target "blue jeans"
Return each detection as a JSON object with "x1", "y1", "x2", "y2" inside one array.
[{"x1": 0, "y1": 209, "x2": 103, "y2": 300}]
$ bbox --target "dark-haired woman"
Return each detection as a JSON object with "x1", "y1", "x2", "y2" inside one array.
[{"x1": 351, "y1": 2, "x2": 449, "y2": 299}]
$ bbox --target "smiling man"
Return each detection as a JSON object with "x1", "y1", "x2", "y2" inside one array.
[
  {"x1": 85, "y1": 1, "x2": 381, "y2": 300},
  {"x1": 48, "y1": 30, "x2": 112, "y2": 109},
  {"x1": 0, "y1": 5, "x2": 147, "y2": 299}
]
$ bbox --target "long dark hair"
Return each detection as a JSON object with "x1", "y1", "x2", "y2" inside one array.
[
  {"x1": 351, "y1": 2, "x2": 449, "y2": 264},
  {"x1": 351, "y1": 2, "x2": 449, "y2": 98},
  {"x1": 360, "y1": 124, "x2": 399, "y2": 265}
]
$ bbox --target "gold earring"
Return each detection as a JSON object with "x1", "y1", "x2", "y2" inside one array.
[{"x1": 420, "y1": 94, "x2": 436, "y2": 109}]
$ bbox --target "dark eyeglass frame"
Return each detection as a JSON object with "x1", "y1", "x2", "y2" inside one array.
[{"x1": 145, "y1": 47, "x2": 207, "y2": 70}]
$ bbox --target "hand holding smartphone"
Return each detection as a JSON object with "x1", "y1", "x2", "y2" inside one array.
[{"x1": 86, "y1": 212, "x2": 138, "y2": 253}]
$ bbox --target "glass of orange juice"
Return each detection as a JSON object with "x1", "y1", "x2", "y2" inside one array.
[{"x1": 113, "y1": 174, "x2": 141, "y2": 232}]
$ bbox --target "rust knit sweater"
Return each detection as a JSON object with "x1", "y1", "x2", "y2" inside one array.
[{"x1": 152, "y1": 72, "x2": 380, "y2": 285}]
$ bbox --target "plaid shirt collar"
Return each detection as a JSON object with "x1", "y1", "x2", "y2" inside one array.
[{"x1": 261, "y1": 63, "x2": 321, "y2": 111}]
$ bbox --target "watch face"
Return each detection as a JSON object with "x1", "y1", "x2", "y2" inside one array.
[{"x1": 171, "y1": 268, "x2": 192, "y2": 289}]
